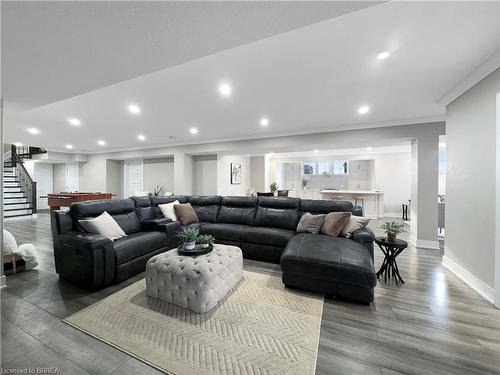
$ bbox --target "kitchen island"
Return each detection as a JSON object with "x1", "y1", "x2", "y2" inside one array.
[{"x1": 319, "y1": 190, "x2": 384, "y2": 218}]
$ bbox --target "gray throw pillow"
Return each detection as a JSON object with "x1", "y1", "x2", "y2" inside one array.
[{"x1": 296, "y1": 213, "x2": 326, "y2": 234}]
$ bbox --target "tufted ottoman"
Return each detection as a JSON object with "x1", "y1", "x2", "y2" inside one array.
[{"x1": 145, "y1": 244, "x2": 243, "y2": 313}]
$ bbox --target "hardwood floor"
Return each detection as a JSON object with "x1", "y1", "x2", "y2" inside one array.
[{"x1": 2, "y1": 213, "x2": 500, "y2": 374}]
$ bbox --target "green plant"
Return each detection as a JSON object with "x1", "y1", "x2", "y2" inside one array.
[
  {"x1": 269, "y1": 182, "x2": 278, "y2": 193},
  {"x1": 380, "y1": 221, "x2": 406, "y2": 236},
  {"x1": 153, "y1": 185, "x2": 165, "y2": 196},
  {"x1": 176, "y1": 227, "x2": 199, "y2": 243},
  {"x1": 197, "y1": 234, "x2": 215, "y2": 245}
]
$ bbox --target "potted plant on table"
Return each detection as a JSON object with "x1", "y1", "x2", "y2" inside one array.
[
  {"x1": 270, "y1": 182, "x2": 278, "y2": 196},
  {"x1": 176, "y1": 227, "x2": 199, "y2": 250},
  {"x1": 381, "y1": 221, "x2": 406, "y2": 242},
  {"x1": 197, "y1": 234, "x2": 215, "y2": 249}
]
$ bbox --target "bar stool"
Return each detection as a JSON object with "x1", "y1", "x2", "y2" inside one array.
[
  {"x1": 354, "y1": 196, "x2": 365, "y2": 211},
  {"x1": 332, "y1": 195, "x2": 343, "y2": 200}
]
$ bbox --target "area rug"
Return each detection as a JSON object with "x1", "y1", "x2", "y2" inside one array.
[{"x1": 63, "y1": 270, "x2": 324, "y2": 375}]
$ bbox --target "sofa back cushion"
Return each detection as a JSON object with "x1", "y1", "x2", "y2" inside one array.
[
  {"x1": 300, "y1": 199, "x2": 354, "y2": 215},
  {"x1": 255, "y1": 197, "x2": 300, "y2": 230},
  {"x1": 70, "y1": 198, "x2": 142, "y2": 234},
  {"x1": 187, "y1": 195, "x2": 222, "y2": 223},
  {"x1": 217, "y1": 196, "x2": 257, "y2": 225},
  {"x1": 150, "y1": 195, "x2": 187, "y2": 219},
  {"x1": 131, "y1": 196, "x2": 152, "y2": 222}
]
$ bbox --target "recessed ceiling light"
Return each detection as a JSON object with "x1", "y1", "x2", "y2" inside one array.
[
  {"x1": 27, "y1": 128, "x2": 40, "y2": 135},
  {"x1": 218, "y1": 83, "x2": 232, "y2": 97},
  {"x1": 68, "y1": 118, "x2": 81, "y2": 126},
  {"x1": 137, "y1": 134, "x2": 146, "y2": 141},
  {"x1": 377, "y1": 51, "x2": 390, "y2": 60},
  {"x1": 13, "y1": 142, "x2": 23, "y2": 147},
  {"x1": 65, "y1": 144, "x2": 73, "y2": 149},
  {"x1": 260, "y1": 118, "x2": 269, "y2": 127},
  {"x1": 358, "y1": 106, "x2": 370, "y2": 115},
  {"x1": 314, "y1": 149, "x2": 319, "y2": 154},
  {"x1": 128, "y1": 104, "x2": 141, "y2": 114},
  {"x1": 366, "y1": 146, "x2": 373, "y2": 151},
  {"x1": 190, "y1": 127, "x2": 198, "y2": 135},
  {"x1": 97, "y1": 140, "x2": 106, "y2": 146}
]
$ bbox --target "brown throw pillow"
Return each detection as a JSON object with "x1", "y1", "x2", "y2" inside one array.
[
  {"x1": 321, "y1": 212, "x2": 352, "y2": 237},
  {"x1": 296, "y1": 213, "x2": 326, "y2": 234},
  {"x1": 173, "y1": 203, "x2": 199, "y2": 225}
]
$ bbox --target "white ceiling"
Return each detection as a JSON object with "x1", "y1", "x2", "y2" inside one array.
[{"x1": 3, "y1": 1, "x2": 499, "y2": 153}]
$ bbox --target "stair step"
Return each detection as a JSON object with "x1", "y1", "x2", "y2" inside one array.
[
  {"x1": 4, "y1": 197, "x2": 28, "y2": 203},
  {"x1": 3, "y1": 177, "x2": 19, "y2": 182},
  {"x1": 4, "y1": 208, "x2": 32, "y2": 217},
  {"x1": 4, "y1": 187, "x2": 22, "y2": 193},
  {"x1": 4, "y1": 192, "x2": 26, "y2": 198},
  {"x1": 4, "y1": 203, "x2": 31, "y2": 210},
  {"x1": 4, "y1": 182, "x2": 21, "y2": 187}
]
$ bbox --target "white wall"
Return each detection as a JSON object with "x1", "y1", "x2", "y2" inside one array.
[
  {"x1": 53, "y1": 163, "x2": 66, "y2": 193},
  {"x1": 106, "y1": 160, "x2": 124, "y2": 198},
  {"x1": 143, "y1": 157, "x2": 174, "y2": 194},
  {"x1": 217, "y1": 155, "x2": 250, "y2": 196},
  {"x1": 250, "y1": 156, "x2": 265, "y2": 192},
  {"x1": 192, "y1": 155, "x2": 217, "y2": 195},
  {"x1": 79, "y1": 155, "x2": 107, "y2": 192},
  {"x1": 24, "y1": 161, "x2": 53, "y2": 210},
  {"x1": 445, "y1": 67, "x2": 500, "y2": 303}
]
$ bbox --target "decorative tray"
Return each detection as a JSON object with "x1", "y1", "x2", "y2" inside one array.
[{"x1": 177, "y1": 244, "x2": 214, "y2": 256}]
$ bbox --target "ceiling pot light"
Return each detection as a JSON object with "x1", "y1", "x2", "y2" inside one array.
[
  {"x1": 218, "y1": 83, "x2": 232, "y2": 97},
  {"x1": 358, "y1": 106, "x2": 370, "y2": 115},
  {"x1": 260, "y1": 118, "x2": 269, "y2": 127},
  {"x1": 366, "y1": 146, "x2": 373, "y2": 151},
  {"x1": 65, "y1": 144, "x2": 73, "y2": 149},
  {"x1": 137, "y1": 134, "x2": 146, "y2": 141},
  {"x1": 27, "y1": 128, "x2": 40, "y2": 134},
  {"x1": 128, "y1": 104, "x2": 141, "y2": 114},
  {"x1": 314, "y1": 149, "x2": 319, "y2": 154},
  {"x1": 377, "y1": 51, "x2": 390, "y2": 60},
  {"x1": 190, "y1": 127, "x2": 198, "y2": 135},
  {"x1": 97, "y1": 140, "x2": 106, "y2": 146},
  {"x1": 68, "y1": 118, "x2": 81, "y2": 126}
]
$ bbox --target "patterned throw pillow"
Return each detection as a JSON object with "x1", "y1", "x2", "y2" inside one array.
[
  {"x1": 321, "y1": 212, "x2": 352, "y2": 237},
  {"x1": 296, "y1": 213, "x2": 326, "y2": 234}
]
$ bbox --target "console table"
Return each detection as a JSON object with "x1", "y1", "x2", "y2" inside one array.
[{"x1": 375, "y1": 237, "x2": 408, "y2": 284}]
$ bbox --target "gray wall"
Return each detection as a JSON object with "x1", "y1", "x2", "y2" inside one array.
[
  {"x1": 445, "y1": 68, "x2": 500, "y2": 294},
  {"x1": 106, "y1": 160, "x2": 124, "y2": 198},
  {"x1": 143, "y1": 157, "x2": 174, "y2": 194},
  {"x1": 53, "y1": 163, "x2": 66, "y2": 192},
  {"x1": 250, "y1": 156, "x2": 265, "y2": 192},
  {"x1": 192, "y1": 155, "x2": 217, "y2": 195}
]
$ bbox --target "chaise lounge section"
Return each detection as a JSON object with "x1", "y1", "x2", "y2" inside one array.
[{"x1": 52, "y1": 195, "x2": 377, "y2": 303}]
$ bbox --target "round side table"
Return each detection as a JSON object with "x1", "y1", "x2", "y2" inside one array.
[{"x1": 375, "y1": 237, "x2": 408, "y2": 284}]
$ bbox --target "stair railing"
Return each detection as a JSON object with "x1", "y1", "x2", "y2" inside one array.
[{"x1": 10, "y1": 145, "x2": 37, "y2": 214}]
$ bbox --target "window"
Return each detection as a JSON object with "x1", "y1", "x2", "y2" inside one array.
[
  {"x1": 124, "y1": 160, "x2": 144, "y2": 197},
  {"x1": 332, "y1": 160, "x2": 348, "y2": 175},
  {"x1": 318, "y1": 161, "x2": 330, "y2": 175}
]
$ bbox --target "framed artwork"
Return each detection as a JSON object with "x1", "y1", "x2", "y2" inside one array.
[{"x1": 231, "y1": 163, "x2": 241, "y2": 184}]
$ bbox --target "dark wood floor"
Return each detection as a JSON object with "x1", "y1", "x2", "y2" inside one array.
[{"x1": 2, "y1": 213, "x2": 500, "y2": 374}]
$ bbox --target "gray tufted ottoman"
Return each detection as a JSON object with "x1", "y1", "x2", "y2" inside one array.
[{"x1": 145, "y1": 244, "x2": 243, "y2": 313}]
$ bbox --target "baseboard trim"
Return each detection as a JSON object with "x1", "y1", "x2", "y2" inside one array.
[
  {"x1": 442, "y1": 256, "x2": 495, "y2": 304},
  {"x1": 408, "y1": 236, "x2": 440, "y2": 250},
  {"x1": 383, "y1": 212, "x2": 402, "y2": 218}
]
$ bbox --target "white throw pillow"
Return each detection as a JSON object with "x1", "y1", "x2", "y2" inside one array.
[
  {"x1": 3, "y1": 229, "x2": 18, "y2": 254},
  {"x1": 79, "y1": 211, "x2": 127, "y2": 241},
  {"x1": 341, "y1": 216, "x2": 370, "y2": 238},
  {"x1": 158, "y1": 200, "x2": 179, "y2": 221}
]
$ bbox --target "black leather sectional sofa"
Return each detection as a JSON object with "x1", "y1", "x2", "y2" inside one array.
[{"x1": 52, "y1": 195, "x2": 377, "y2": 303}]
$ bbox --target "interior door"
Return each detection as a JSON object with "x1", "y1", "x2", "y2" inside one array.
[{"x1": 66, "y1": 162, "x2": 80, "y2": 192}]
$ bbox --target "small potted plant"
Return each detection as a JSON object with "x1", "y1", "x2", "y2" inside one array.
[
  {"x1": 381, "y1": 221, "x2": 406, "y2": 242},
  {"x1": 270, "y1": 182, "x2": 278, "y2": 196},
  {"x1": 176, "y1": 227, "x2": 199, "y2": 250},
  {"x1": 197, "y1": 234, "x2": 215, "y2": 249}
]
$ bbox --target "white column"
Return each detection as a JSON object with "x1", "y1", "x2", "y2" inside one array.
[
  {"x1": 174, "y1": 152, "x2": 193, "y2": 195},
  {"x1": 410, "y1": 133, "x2": 439, "y2": 249}
]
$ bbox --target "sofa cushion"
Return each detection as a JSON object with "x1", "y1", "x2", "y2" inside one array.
[
  {"x1": 255, "y1": 197, "x2": 300, "y2": 230},
  {"x1": 114, "y1": 231, "x2": 167, "y2": 264},
  {"x1": 300, "y1": 199, "x2": 353, "y2": 215},
  {"x1": 281, "y1": 233, "x2": 376, "y2": 288},
  {"x1": 200, "y1": 223, "x2": 245, "y2": 242},
  {"x1": 241, "y1": 226, "x2": 295, "y2": 247},
  {"x1": 217, "y1": 196, "x2": 257, "y2": 225},
  {"x1": 341, "y1": 216, "x2": 370, "y2": 238},
  {"x1": 187, "y1": 196, "x2": 222, "y2": 223},
  {"x1": 296, "y1": 213, "x2": 326, "y2": 234},
  {"x1": 71, "y1": 199, "x2": 142, "y2": 234},
  {"x1": 321, "y1": 212, "x2": 351, "y2": 237},
  {"x1": 150, "y1": 196, "x2": 187, "y2": 218}
]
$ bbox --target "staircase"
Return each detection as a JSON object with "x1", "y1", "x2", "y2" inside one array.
[{"x1": 3, "y1": 146, "x2": 37, "y2": 219}]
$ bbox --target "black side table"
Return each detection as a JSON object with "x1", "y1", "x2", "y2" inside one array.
[{"x1": 375, "y1": 237, "x2": 408, "y2": 284}]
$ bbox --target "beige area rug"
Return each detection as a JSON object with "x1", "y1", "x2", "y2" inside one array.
[{"x1": 63, "y1": 270, "x2": 324, "y2": 375}]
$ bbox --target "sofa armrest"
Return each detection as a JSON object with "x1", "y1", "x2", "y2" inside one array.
[
  {"x1": 141, "y1": 217, "x2": 172, "y2": 231},
  {"x1": 142, "y1": 220, "x2": 182, "y2": 248},
  {"x1": 55, "y1": 232, "x2": 115, "y2": 291},
  {"x1": 351, "y1": 227, "x2": 375, "y2": 259}
]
